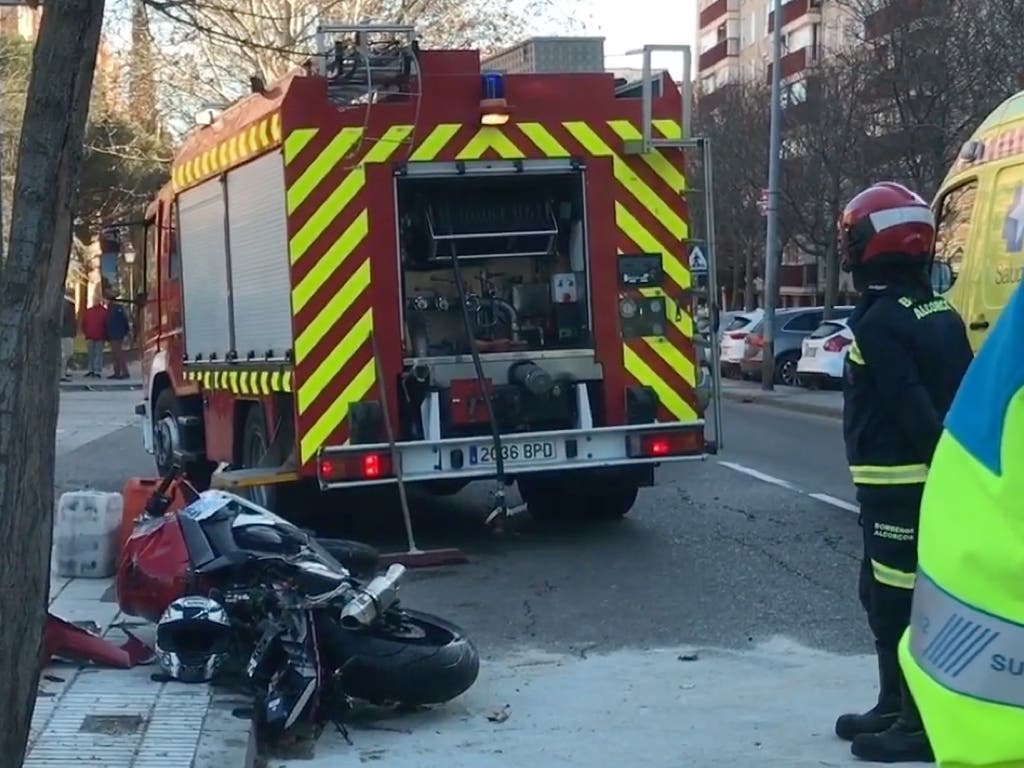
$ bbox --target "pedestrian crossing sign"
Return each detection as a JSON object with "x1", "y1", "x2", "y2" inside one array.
[{"x1": 689, "y1": 247, "x2": 708, "y2": 275}]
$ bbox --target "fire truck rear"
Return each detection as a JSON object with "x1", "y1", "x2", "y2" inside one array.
[{"x1": 135, "y1": 27, "x2": 723, "y2": 522}]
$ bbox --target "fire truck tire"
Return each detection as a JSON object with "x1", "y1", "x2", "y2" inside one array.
[
  {"x1": 241, "y1": 404, "x2": 301, "y2": 513},
  {"x1": 153, "y1": 388, "x2": 212, "y2": 489}
]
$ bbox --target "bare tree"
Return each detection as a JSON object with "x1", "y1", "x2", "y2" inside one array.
[
  {"x1": 696, "y1": 80, "x2": 771, "y2": 310},
  {"x1": 142, "y1": 0, "x2": 583, "y2": 117},
  {"x1": 838, "y1": 0, "x2": 1024, "y2": 197},
  {"x1": 779, "y1": 50, "x2": 872, "y2": 316},
  {"x1": 0, "y1": 1, "x2": 107, "y2": 763}
]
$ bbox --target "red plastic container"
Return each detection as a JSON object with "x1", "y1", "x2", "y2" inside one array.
[{"x1": 118, "y1": 477, "x2": 188, "y2": 554}]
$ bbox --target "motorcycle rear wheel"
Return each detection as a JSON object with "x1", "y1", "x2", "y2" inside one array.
[{"x1": 322, "y1": 610, "x2": 479, "y2": 706}]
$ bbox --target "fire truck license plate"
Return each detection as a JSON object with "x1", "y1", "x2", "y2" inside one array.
[{"x1": 469, "y1": 440, "x2": 558, "y2": 465}]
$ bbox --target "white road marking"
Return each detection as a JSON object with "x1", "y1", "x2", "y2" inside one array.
[
  {"x1": 808, "y1": 493, "x2": 859, "y2": 514},
  {"x1": 717, "y1": 461, "x2": 797, "y2": 490},
  {"x1": 717, "y1": 461, "x2": 860, "y2": 515}
]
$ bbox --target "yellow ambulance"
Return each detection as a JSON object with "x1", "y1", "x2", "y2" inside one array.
[{"x1": 931, "y1": 89, "x2": 1024, "y2": 351}]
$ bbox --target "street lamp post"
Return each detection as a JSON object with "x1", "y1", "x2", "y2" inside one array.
[
  {"x1": 761, "y1": 0, "x2": 784, "y2": 391},
  {"x1": 122, "y1": 243, "x2": 136, "y2": 301}
]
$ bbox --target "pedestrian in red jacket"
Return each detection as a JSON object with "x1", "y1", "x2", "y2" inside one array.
[{"x1": 81, "y1": 301, "x2": 108, "y2": 378}]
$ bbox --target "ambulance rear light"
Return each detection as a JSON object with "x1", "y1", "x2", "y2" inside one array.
[
  {"x1": 319, "y1": 451, "x2": 393, "y2": 483},
  {"x1": 626, "y1": 428, "x2": 704, "y2": 459}
]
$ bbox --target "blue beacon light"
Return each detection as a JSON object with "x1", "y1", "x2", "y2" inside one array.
[{"x1": 480, "y1": 72, "x2": 510, "y2": 125}]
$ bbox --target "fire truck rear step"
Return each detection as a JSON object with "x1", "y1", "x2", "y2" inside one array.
[{"x1": 210, "y1": 465, "x2": 300, "y2": 490}]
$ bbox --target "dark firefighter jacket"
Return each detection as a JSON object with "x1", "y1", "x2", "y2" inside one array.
[{"x1": 843, "y1": 283, "x2": 973, "y2": 504}]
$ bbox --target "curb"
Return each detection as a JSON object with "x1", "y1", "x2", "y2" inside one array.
[
  {"x1": 60, "y1": 382, "x2": 142, "y2": 392},
  {"x1": 192, "y1": 690, "x2": 258, "y2": 768},
  {"x1": 721, "y1": 389, "x2": 842, "y2": 420}
]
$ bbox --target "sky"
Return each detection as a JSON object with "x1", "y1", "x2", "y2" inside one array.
[{"x1": 581, "y1": 0, "x2": 698, "y2": 81}]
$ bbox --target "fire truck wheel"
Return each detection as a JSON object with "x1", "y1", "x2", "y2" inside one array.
[
  {"x1": 153, "y1": 388, "x2": 212, "y2": 489},
  {"x1": 241, "y1": 404, "x2": 288, "y2": 512}
]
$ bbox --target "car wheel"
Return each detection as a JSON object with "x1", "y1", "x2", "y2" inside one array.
[{"x1": 775, "y1": 352, "x2": 800, "y2": 386}]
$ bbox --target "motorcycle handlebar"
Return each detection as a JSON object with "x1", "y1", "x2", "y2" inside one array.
[{"x1": 143, "y1": 464, "x2": 182, "y2": 517}]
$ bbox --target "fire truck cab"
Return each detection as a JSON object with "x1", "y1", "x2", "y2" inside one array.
[{"x1": 135, "y1": 27, "x2": 722, "y2": 522}]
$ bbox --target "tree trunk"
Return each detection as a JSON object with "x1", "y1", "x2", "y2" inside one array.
[
  {"x1": 743, "y1": 245, "x2": 755, "y2": 310},
  {"x1": 822, "y1": 209, "x2": 840, "y2": 320},
  {"x1": 0, "y1": 2, "x2": 106, "y2": 764}
]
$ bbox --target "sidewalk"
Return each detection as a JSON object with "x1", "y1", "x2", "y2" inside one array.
[
  {"x1": 61, "y1": 360, "x2": 143, "y2": 392},
  {"x1": 27, "y1": 576, "x2": 256, "y2": 768},
  {"x1": 721, "y1": 379, "x2": 843, "y2": 419}
]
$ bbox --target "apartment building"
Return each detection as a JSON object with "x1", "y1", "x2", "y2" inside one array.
[{"x1": 696, "y1": 0, "x2": 859, "y2": 107}]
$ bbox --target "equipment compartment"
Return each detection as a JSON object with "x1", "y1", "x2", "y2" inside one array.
[{"x1": 396, "y1": 169, "x2": 591, "y2": 357}]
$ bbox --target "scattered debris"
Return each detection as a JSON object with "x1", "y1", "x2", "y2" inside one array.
[
  {"x1": 43, "y1": 674, "x2": 65, "y2": 683},
  {"x1": 678, "y1": 652, "x2": 699, "y2": 662},
  {"x1": 486, "y1": 704, "x2": 511, "y2": 723}
]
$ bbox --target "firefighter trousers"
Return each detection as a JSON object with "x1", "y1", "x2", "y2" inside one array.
[{"x1": 857, "y1": 485, "x2": 924, "y2": 652}]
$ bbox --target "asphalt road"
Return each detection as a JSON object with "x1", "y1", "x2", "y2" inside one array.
[{"x1": 56, "y1": 399, "x2": 870, "y2": 663}]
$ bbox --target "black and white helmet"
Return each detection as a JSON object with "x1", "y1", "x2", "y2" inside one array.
[{"x1": 156, "y1": 595, "x2": 232, "y2": 683}]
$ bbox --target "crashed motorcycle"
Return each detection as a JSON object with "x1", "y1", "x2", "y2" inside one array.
[{"x1": 115, "y1": 467, "x2": 479, "y2": 735}]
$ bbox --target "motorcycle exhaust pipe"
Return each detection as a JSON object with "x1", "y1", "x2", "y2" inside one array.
[{"x1": 339, "y1": 563, "x2": 406, "y2": 629}]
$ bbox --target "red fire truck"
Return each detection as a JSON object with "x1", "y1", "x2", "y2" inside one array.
[{"x1": 134, "y1": 27, "x2": 722, "y2": 522}]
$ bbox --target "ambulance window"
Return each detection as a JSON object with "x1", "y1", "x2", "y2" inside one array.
[{"x1": 933, "y1": 179, "x2": 978, "y2": 288}]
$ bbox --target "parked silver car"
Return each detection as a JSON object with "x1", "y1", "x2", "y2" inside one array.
[{"x1": 739, "y1": 306, "x2": 855, "y2": 386}]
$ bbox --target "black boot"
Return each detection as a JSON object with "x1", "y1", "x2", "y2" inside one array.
[
  {"x1": 835, "y1": 648, "x2": 901, "y2": 741},
  {"x1": 851, "y1": 678, "x2": 934, "y2": 763}
]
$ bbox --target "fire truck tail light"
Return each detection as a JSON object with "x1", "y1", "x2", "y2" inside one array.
[
  {"x1": 319, "y1": 452, "x2": 393, "y2": 482},
  {"x1": 626, "y1": 429, "x2": 704, "y2": 459}
]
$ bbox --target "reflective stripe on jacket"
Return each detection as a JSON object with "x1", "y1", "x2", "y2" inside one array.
[{"x1": 899, "y1": 280, "x2": 1024, "y2": 766}]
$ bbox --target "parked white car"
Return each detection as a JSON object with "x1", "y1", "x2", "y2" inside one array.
[
  {"x1": 796, "y1": 317, "x2": 853, "y2": 388},
  {"x1": 719, "y1": 309, "x2": 763, "y2": 378}
]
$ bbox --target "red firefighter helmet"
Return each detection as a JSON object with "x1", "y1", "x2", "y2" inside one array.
[{"x1": 839, "y1": 182, "x2": 935, "y2": 271}]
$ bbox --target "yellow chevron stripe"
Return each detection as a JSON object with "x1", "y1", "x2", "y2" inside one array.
[
  {"x1": 289, "y1": 170, "x2": 365, "y2": 263},
  {"x1": 517, "y1": 123, "x2": 570, "y2": 157},
  {"x1": 292, "y1": 211, "x2": 369, "y2": 314},
  {"x1": 259, "y1": 371, "x2": 270, "y2": 394},
  {"x1": 615, "y1": 202, "x2": 690, "y2": 288},
  {"x1": 283, "y1": 371, "x2": 293, "y2": 390},
  {"x1": 607, "y1": 120, "x2": 685, "y2": 193},
  {"x1": 238, "y1": 130, "x2": 251, "y2": 158},
  {"x1": 565, "y1": 121, "x2": 687, "y2": 241},
  {"x1": 227, "y1": 135, "x2": 239, "y2": 165},
  {"x1": 298, "y1": 309, "x2": 373, "y2": 414},
  {"x1": 653, "y1": 119, "x2": 682, "y2": 140},
  {"x1": 285, "y1": 128, "x2": 319, "y2": 164},
  {"x1": 410, "y1": 123, "x2": 460, "y2": 161},
  {"x1": 270, "y1": 371, "x2": 281, "y2": 391},
  {"x1": 288, "y1": 129, "x2": 406, "y2": 263},
  {"x1": 238, "y1": 371, "x2": 250, "y2": 395},
  {"x1": 270, "y1": 113, "x2": 282, "y2": 143},
  {"x1": 363, "y1": 125, "x2": 414, "y2": 163},
  {"x1": 643, "y1": 336, "x2": 696, "y2": 387},
  {"x1": 259, "y1": 118, "x2": 271, "y2": 147},
  {"x1": 623, "y1": 344, "x2": 695, "y2": 422},
  {"x1": 456, "y1": 127, "x2": 525, "y2": 160},
  {"x1": 294, "y1": 259, "x2": 372, "y2": 363},
  {"x1": 300, "y1": 358, "x2": 376, "y2": 463},
  {"x1": 287, "y1": 127, "x2": 364, "y2": 214}
]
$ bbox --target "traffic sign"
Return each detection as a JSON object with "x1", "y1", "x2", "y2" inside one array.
[{"x1": 689, "y1": 246, "x2": 708, "y2": 274}]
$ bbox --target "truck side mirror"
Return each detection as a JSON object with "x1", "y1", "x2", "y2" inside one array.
[{"x1": 930, "y1": 261, "x2": 953, "y2": 294}]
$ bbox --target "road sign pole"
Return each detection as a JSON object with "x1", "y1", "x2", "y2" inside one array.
[{"x1": 761, "y1": 0, "x2": 784, "y2": 392}]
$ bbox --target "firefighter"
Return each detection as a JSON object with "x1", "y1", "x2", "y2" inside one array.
[
  {"x1": 898, "y1": 278, "x2": 1024, "y2": 766},
  {"x1": 833, "y1": 182, "x2": 973, "y2": 762}
]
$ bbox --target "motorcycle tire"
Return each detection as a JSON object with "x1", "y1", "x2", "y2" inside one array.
[
  {"x1": 322, "y1": 609, "x2": 479, "y2": 706},
  {"x1": 315, "y1": 538, "x2": 380, "y2": 577}
]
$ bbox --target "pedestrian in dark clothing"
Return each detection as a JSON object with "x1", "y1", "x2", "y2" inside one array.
[
  {"x1": 106, "y1": 300, "x2": 131, "y2": 379},
  {"x1": 834, "y1": 182, "x2": 973, "y2": 763},
  {"x1": 81, "y1": 300, "x2": 108, "y2": 378},
  {"x1": 60, "y1": 293, "x2": 76, "y2": 381}
]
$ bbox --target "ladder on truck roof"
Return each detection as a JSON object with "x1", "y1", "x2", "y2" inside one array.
[
  {"x1": 625, "y1": 44, "x2": 724, "y2": 452},
  {"x1": 312, "y1": 23, "x2": 419, "y2": 106}
]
